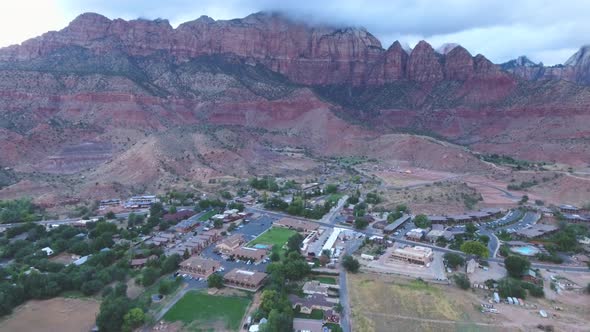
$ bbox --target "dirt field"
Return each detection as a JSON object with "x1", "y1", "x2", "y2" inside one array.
[
  {"x1": 49, "y1": 252, "x2": 77, "y2": 265},
  {"x1": 0, "y1": 298, "x2": 100, "y2": 332},
  {"x1": 348, "y1": 273, "x2": 501, "y2": 332},
  {"x1": 348, "y1": 272, "x2": 590, "y2": 332}
]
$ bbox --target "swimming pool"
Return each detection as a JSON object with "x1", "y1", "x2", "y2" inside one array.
[{"x1": 510, "y1": 246, "x2": 540, "y2": 256}]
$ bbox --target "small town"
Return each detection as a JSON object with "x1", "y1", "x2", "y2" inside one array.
[{"x1": 1, "y1": 173, "x2": 589, "y2": 332}]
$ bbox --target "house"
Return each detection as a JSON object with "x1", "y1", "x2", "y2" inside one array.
[
  {"x1": 41, "y1": 247, "x2": 54, "y2": 256},
  {"x1": 124, "y1": 195, "x2": 158, "y2": 208},
  {"x1": 302, "y1": 281, "x2": 329, "y2": 296},
  {"x1": 292, "y1": 318, "x2": 324, "y2": 332},
  {"x1": 288, "y1": 293, "x2": 337, "y2": 314},
  {"x1": 223, "y1": 269, "x2": 267, "y2": 291},
  {"x1": 405, "y1": 229, "x2": 425, "y2": 241},
  {"x1": 179, "y1": 257, "x2": 221, "y2": 278},
  {"x1": 216, "y1": 234, "x2": 246, "y2": 254},
  {"x1": 425, "y1": 229, "x2": 453, "y2": 242},
  {"x1": 466, "y1": 258, "x2": 478, "y2": 274},
  {"x1": 236, "y1": 196, "x2": 256, "y2": 205},
  {"x1": 390, "y1": 246, "x2": 433, "y2": 265},
  {"x1": 274, "y1": 218, "x2": 319, "y2": 234},
  {"x1": 231, "y1": 247, "x2": 268, "y2": 262}
]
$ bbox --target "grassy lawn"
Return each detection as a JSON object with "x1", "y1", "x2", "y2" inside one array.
[
  {"x1": 295, "y1": 309, "x2": 324, "y2": 320},
  {"x1": 198, "y1": 210, "x2": 217, "y2": 221},
  {"x1": 163, "y1": 291, "x2": 250, "y2": 331},
  {"x1": 315, "y1": 276, "x2": 337, "y2": 285},
  {"x1": 247, "y1": 227, "x2": 297, "y2": 248}
]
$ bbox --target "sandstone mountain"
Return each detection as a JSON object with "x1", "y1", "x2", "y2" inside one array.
[{"x1": 0, "y1": 12, "x2": 589, "y2": 204}]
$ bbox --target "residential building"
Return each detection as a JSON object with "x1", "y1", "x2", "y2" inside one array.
[
  {"x1": 302, "y1": 281, "x2": 329, "y2": 296},
  {"x1": 390, "y1": 246, "x2": 433, "y2": 265},
  {"x1": 216, "y1": 234, "x2": 246, "y2": 254},
  {"x1": 515, "y1": 224, "x2": 559, "y2": 239},
  {"x1": 231, "y1": 247, "x2": 268, "y2": 262},
  {"x1": 559, "y1": 204, "x2": 580, "y2": 213},
  {"x1": 428, "y1": 215, "x2": 449, "y2": 224},
  {"x1": 179, "y1": 257, "x2": 221, "y2": 278},
  {"x1": 383, "y1": 214, "x2": 411, "y2": 234},
  {"x1": 292, "y1": 318, "x2": 323, "y2": 332},
  {"x1": 130, "y1": 255, "x2": 157, "y2": 269},
  {"x1": 223, "y1": 269, "x2": 267, "y2": 291}
]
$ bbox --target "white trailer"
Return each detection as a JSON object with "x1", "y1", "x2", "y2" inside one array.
[{"x1": 493, "y1": 292, "x2": 500, "y2": 303}]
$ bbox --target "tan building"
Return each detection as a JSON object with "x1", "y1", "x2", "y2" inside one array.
[
  {"x1": 231, "y1": 247, "x2": 268, "y2": 262},
  {"x1": 293, "y1": 318, "x2": 324, "y2": 332},
  {"x1": 223, "y1": 269, "x2": 267, "y2": 291},
  {"x1": 179, "y1": 257, "x2": 221, "y2": 278},
  {"x1": 391, "y1": 246, "x2": 433, "y2": 265},
  {"x1": 274, "y1": 217, "x2": 319, "y2": 234},
  {"x1": 216, "y1": 234, "x2": 246, "y2": 254}
]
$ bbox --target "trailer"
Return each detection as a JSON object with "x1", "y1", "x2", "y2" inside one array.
[
  {"x1": 493, "y1": 292, "x2": 500, "y2": 303},
  {"x1": 517, "y1": 298, "x2": 524, "y2": 306},
  {"x1": 507, "y1": 297, "x2": 514, "y2": 305}
]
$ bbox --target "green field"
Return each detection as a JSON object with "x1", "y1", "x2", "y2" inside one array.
[
  {"x1": 163, "y1": 291, "x2": 250, "y2": 331},
  {"x1": 315, "y1": 276, "x2": 337, "y2": 285},
  {"x1": 247, "y1": 227, "x2": 297, "y2": 248},
  {"x1": 326, "y1": 193, "x2": 344, "y2": 204},
  {"x1": 198, "y1": 210, "x2": 217, "y2": 221}
]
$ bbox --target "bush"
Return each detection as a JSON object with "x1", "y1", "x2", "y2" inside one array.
[
  {"x1": 444, "y1": 253, "x2": 465, "y2": 269},
  {"x1": 504, "y1": 256, "x2": 531, "y2": 278},
  {"x1": 342, "y1": 255, "x2": 360, "y2": 273},
  {"x1": 454, "y1": 274, "x2": 470, "y2": 290},
  {"x1": 207, "y1": 273, "x2": 224, "y2": 288},
  {"x1": 413, "y1": 214, "x2": 431, "y2": 229},
  {"x1": 498, "y1": 278, "x2": 526, "y2": 299}
]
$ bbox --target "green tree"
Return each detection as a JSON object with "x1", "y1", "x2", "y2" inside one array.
[
  {"x1": 260, "y1": 308, "x2": 293, "y2": 332},
  {"x1": 141, "y1": 267, "x2": 160, "y2": 286},
  {"x1": 207, "y1": 273, "x2": 224, "y2": 288},
  {"x1": 342, "y1": 255, "x2": 360, "y2": 273},
  {"x1": 504, "y1": 255, "x2": 531, "y2": 278},
  {"x1": 478, "y1": 234, "x2": 490, "y2": 245},
  {"x1": 354, "y1": 218, "x2": 368, "y2": 230},
  {"x1": 465, "y1": 223, "x2": 477, "y2": 234},
  {"x1": 454, "y1": 273, "x2": 470, "y2": 290},
  {"x1": 105, "y1": 211, "x2": 116, "y2": 219},
  {"x1": 168, "y1": 205, "x2": 177, "y2": 214},
  {"x1": 96, "y1": 295, "x2": 131, "y2": 332},
  {"x1": 444, "y1": 253, "x2": 465, "y2": 269},
  {"x1": 395, "y1": 204, "x2": 408, "y2": 213},
  {"x1": 325, "y1": 184, "x2": 338, "y2": 194},
  {"x1": 286, "y1": 233, "x2": 304, "y2": 253},
  {"x1": 213, "y1": 219, "x2": 223, "y2": 229},
  {"x1": 122, "y1": 308, "x2": 145, "y2": 332},
  {"x1": 413, "y1": 214, "x2": 431, "y2": 229},
  {"x1": 460, "y1": 241, "x2": 489, "y2": 258},
  {"x1": 183, "y1": 248, "x2": 190, "y2": 260}
]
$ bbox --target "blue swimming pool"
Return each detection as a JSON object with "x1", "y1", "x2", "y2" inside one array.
[
  {"x1": 510, "y1": 246, "x2": 540, "y2": 256},
  {"x1": 253, "y1": 244, "x2": 270, "y2": 249}
]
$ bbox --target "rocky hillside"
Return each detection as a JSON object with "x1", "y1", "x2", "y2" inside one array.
[{"x1": 0, "y1": 12, "x2": 589, "y2": 204}]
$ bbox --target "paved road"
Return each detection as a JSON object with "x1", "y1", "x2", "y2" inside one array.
[
  {"x1": 2, "y1": 209, "x2": 149, "y2": 228},
  {"x1": 339, "y1": 236, "x2": 364, "y2": 332},
  {"x1": 320, "y1": 195, "x2": 349, "y2": 225}
]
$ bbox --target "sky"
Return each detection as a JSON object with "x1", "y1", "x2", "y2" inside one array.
[{"x1": 0, "y1": 0, "x2": 588, "y2": 65}]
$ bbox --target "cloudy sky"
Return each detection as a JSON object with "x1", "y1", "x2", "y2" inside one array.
[{"x1": 1, "y1": 0, "x2": 588, "y2": 65}]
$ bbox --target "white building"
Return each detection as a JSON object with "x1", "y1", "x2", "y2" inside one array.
[{"x1": 41, "y1": 247, "x2": 54, "y2": 256}]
